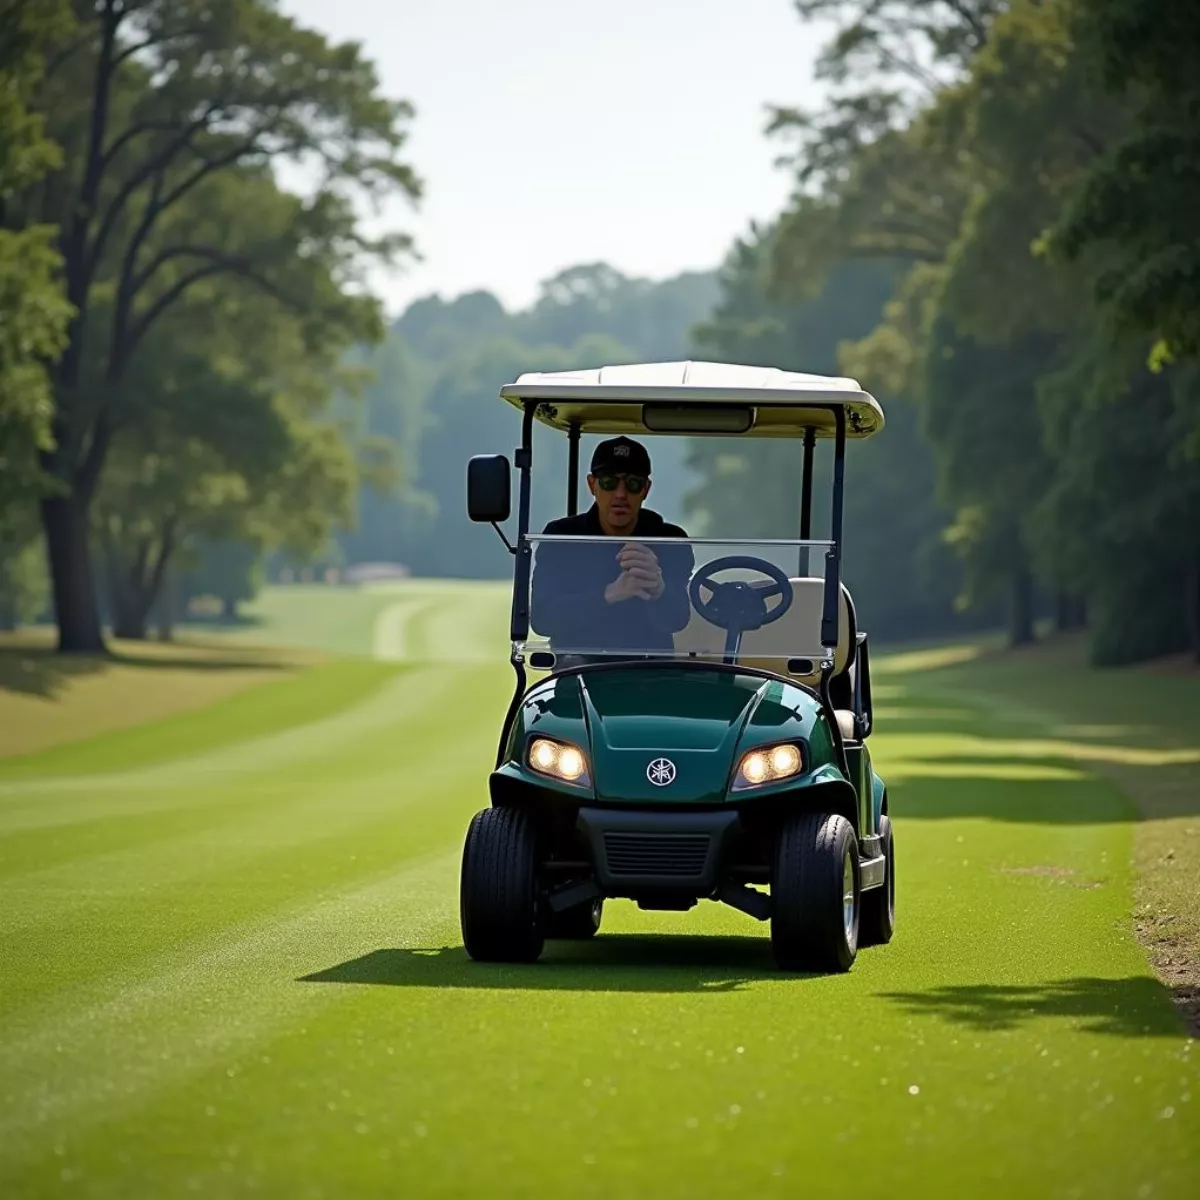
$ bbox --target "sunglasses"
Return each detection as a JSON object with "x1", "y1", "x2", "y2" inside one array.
[{"x1": 595, "y1": 473, "x2": 648, "y2": 495}]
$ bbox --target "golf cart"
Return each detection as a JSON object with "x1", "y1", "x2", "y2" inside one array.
[{"x1": 461, "y1": 361, "x2": 894, "y2": 972}]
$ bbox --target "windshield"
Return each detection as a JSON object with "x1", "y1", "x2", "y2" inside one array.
[{"x1": 522, "y1": 535, "x2": 834, "y2": 667}]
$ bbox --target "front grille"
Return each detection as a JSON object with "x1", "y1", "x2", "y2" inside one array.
[{"x1": 602, "y1": 832, "x2": 712, "y2": 878}]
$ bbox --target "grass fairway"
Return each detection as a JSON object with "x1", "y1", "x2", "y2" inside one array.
[
  {"x1": 1, "y1": 590, "x2": 1197, "y2": 1198},
  {"x1": 189, "y1": 578, "x2": 510, "y2": 661},
  {"x1": 0, "y1": 632, "x2": 324, "y2": 760}
]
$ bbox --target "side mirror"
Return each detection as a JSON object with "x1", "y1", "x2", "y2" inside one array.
[{"x1": 467, "y1": 454, "x2": 511, "y2": 523}]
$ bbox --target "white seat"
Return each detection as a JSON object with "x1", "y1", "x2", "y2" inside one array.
[
  {"x1": 834, "y1": 708, "x2": 856, "y2": 741},
  {"x1": 674, "y1": 576, "x2": 853, "y2": 690}
]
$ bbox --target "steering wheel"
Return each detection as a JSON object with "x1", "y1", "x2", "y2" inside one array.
[{"x1": 688, "y1": 556, "x2": 794, "y2": 659}]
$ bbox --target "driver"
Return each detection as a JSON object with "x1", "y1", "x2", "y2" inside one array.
[{"x1": 531, "y1": 436, "x2": 694, "y2": 656}]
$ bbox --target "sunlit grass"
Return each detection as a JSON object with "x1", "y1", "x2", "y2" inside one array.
[{"x1": 0, "y1": 599, "x2": 1197, "y2": 1196}]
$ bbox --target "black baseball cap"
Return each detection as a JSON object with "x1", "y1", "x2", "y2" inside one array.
[{"x1": 590, "y1": 436, "x2": 651, "y2": 477}]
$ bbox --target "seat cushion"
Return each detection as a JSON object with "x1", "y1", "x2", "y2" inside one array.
[{"x1": 674, "y1": 577, "x2": 854, "y2": 688}]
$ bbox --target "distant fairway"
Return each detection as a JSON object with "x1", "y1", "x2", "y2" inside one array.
[
  {"x1": 1, "y1": 584, "x2": 1197, "y2": 1198},
  {"x1": 194, "y1": 579, "x2": 510, "y2": 660}
]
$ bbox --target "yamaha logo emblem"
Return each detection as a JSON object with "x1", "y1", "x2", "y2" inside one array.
[{"x1": 647, "y1": 758, "x2": 676, "y2": 787}]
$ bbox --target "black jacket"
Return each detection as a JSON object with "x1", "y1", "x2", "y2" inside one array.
[{"x1": 530, "y1": 505, "x2": 694, "y2": 653}]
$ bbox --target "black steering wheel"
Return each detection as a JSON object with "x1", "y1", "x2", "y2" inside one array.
[{"x1": 688, "y1": 555, "x2": 794, "y2": 659}]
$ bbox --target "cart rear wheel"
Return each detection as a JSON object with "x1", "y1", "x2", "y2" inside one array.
[
  {"x1": 545, "y1": 897, "x2": 603, "y2": 939},
  {"x1": 860, "y1": 813, "x2": 895, "y2": 946},
  {"x1": 771, "y1": 812, "x2": 860, "y2": 972},
  {"x1": 460, "y1": 807, "x2": 544, "y2": 963}
]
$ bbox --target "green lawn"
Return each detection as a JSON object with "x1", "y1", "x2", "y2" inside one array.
[
  {"x1": 192, "y1": 579, "x2": 510, "y2": 660},
  {"x1": 1, "y1": 591, "x2": 1197, "y2": 1198}
]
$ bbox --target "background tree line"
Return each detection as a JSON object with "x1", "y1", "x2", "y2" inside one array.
[
  {"x1": 2, "y1": 0, "x2": 1196, "y2": 666},
  {"x1": 740, "y1": 0, "x2": 1200, "y2": 663}
]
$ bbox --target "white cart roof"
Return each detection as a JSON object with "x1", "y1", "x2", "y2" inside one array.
[{"x1": 499, "y1": 360, "x2": 884, "y2": 438}]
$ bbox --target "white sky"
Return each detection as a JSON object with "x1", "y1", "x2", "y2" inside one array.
[{"x1": 279, "y1": 0, "x2": 828, "y2": 317}]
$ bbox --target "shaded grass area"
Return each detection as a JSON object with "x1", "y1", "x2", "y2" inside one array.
[
  {"x1": 0, "y1": 631, "x2": 323, "y2": 759},
  {"x1": 303, "y1": 943, "x2": 1185, "y2": 1037},
  {"x1": 887, "y1": 633, "x2": 1200, "y2": 1031}
]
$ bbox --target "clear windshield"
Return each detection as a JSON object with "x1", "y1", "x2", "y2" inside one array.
[{"x1": 522, "y1": 535, "x2": 834, "y2": 666}]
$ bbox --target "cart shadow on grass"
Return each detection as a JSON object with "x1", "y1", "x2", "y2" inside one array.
[
  {"x1": 299, "y1": 945, "x2": 1193, "y2": 1033},
  {"x1": 298, "y1": 933, "x2": 822, "y2": 994}
]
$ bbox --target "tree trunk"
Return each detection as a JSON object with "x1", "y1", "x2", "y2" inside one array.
[
  {"x1": 111, "y1": 598, "x2": 149, "y2": 640},
  {"x1": 1055, "y1": 590, "x2": 1071, "y2": 632},
  {"x1": 156, "y1": 569, "x2": 176, "y2": 642},
  {"x1": 41, "y1": 494, "x2": 107, "y2": 653},
  {"x1": 1187, "y1": 558, "x2": 1200, "y2": 665},
  {"x1": 1010, "y1": 563, "x2": 1036, "y2": 647},
  {"x1": 1054, "y1": 590, "x2": 1087, "y2": 632},
  {"x1": 222, "y1": 595, "x2": 238, "y2": 621}
]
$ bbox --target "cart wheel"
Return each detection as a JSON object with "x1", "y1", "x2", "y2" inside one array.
[
  {"x1": 771, "y1": 812, "x2": 860, "y2": 972},
  {"x1": 460, "y1": 807, "x2": 544, "y2": 963},
  {"x1": 859, "y1": 814, "x2": 895, "y2": 947},
  {"x1": 545, "y1": 897, "x2": 603, "y2": 940}
]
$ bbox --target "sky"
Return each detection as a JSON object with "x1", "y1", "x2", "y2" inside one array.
[{"x1": 279, "y1": 0, "x2": 829, "y2": 318}]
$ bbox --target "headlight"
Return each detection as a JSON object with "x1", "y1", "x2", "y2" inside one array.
[
  {"x1": 733, "y1": 742, "x2": 803, "y2": 790},
  {"x1": 528, "y1": 737, "x2": 590, "y2": 786}
]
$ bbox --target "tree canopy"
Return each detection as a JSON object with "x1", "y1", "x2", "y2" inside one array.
[{"x1": 3, "y1": 0, "x2": 419, "y2": 650}]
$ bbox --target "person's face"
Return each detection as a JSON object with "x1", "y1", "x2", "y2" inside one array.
[{"x1": 588, "y1": 470, "x2": 651, "y2": 533}]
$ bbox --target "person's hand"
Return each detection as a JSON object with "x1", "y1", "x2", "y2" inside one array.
[
  {"x1": 616, "y1": 542, "x2": 664, "y2": 599},
  {"x1": 604, "y1": 569, "x2": 655, "y2": 604}
]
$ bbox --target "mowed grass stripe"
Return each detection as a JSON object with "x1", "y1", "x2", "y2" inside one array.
[
  {"x1": 0, "y1": 849, "x2": 463, "y2": 1157},
  {"x1": 0, "y1": 663, "x2": 460, "y2": 815},
  {"x1": 0, "y1": 658, "x2": 400, "y2": 782},
  {"x1": 0, "y1": 663, "x2": 507, "y2": 1020}
]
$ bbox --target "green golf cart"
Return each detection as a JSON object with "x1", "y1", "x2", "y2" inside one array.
[{"x1": 460, "y1": 361, "x2": 894, "y2": 972}]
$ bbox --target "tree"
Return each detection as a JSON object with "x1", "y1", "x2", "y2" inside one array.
[
  {"x1": 0, "y1": 503, "x2": 50, "y2": 630},
  {"x1": 90, "y1": 204, "x2": 368, "y2": 639},
  {"x1": 1050, "y1": 1, "x2": 1200, "y2": 375},
  {"x1": 0, "y1": 0, "x2": 74, "y2": 512},
  {"x1": 335, "y1": 265, "x2": 719, "y2": 580},
  {"x1": 769, "y1": 0, "x2": 1005, "y2": 196},
  {"x1": 180, "y1": 539, "x2": 264, "y2": 621},
  {"x1": 7, "y1": 0, "x2": 419, "y2": 651},
  {"x1": 1033, "y1": 346, "x2": 1200, "y2": 663},
  {"x1": 686, "y1": 224, "x2": 969, "y2": 642}
]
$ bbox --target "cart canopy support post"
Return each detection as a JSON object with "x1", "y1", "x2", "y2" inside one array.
[
  {"x1": 821, "y1": 409, "x2": 845, "y2": 650},
  {"x1": 499, "y1": 401, "x2": 536, "y2": 767},
  {"x1": 799, "y1": 426, "x2": 815, "y2": 575},
  {"x1": 567, "y1": 421, "x2": 581, "y2": 516},
  {"x1": 510, "y1": 402, "x2": 536, "y2": 642}
]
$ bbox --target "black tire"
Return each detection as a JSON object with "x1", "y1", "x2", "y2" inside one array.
[
  {"x1": 460, "y1": 807, "x2": 544, "y2": 963},
  {"x1": 771, "y1": 811, "x2": 860, "y2": 972},
  {"x1": 860, "y1": 813, "x2": 895, "y2": 947},
  {"x1": 545, "y1": 897, "x2": 604, "y2": 939}
]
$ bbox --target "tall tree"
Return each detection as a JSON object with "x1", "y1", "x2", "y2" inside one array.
[
  {"x1": 1050, "y1": 1, "x2": 1200, "y2": 376},
  {"x1": 7, "y1": 0, "x2": 419, "y2": 651},
  {"x1": 90, "y1": 187, "x2": 373, "y2": 639},
  {"x1": 0, "y1": 0, "x2": 74, "y2": 512}
]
